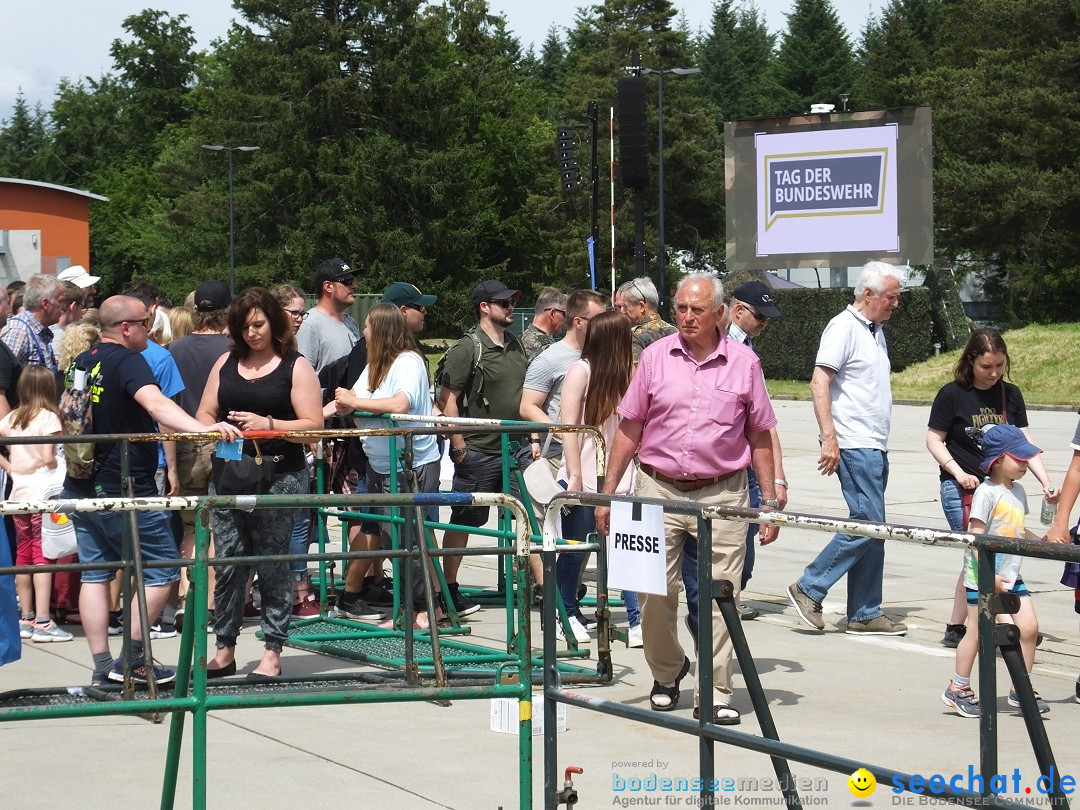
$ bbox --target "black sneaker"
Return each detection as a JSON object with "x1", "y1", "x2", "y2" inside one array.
[
  {"x1": 149, "y1": 622, "x2": 177, "y2": 639},
  {"x1": 1075, "y1": 678, "x2": 1080, "y2": 704},
  {"x1": 333, "y1": 591, "x2": 384, "y2": 620},
  {"x1": 107, "y1": 610, "x2": 123, "y2": 636},
  {"x1": 360, "y1": 578, "x2": 395, "y2": 608},
  {"x1": 942, "y1": 624, "x2": 966, "y2": 648},
  {"x1": 446, "y1": 583, "x2": 480, "y2": 617},
  {"x1": 108, "y1": 658, "x2": 176, "y2": 686}
]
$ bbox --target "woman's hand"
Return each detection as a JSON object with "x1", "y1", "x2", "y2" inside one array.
[
  {"x1": 210, "y1": 421, "x2": 243, "y2": 441},
  {"x1": 226, "y1": 410, "x2": 272, "y2": 431},
  {"x1": 334, "y1": 387, "x2": 360, "y2": 414},
  {"x1": 565, "y1": 472, "x2": 583, "y2": 494},
  {"x1": 1043, "y1": 485, "x2": 1060, "y2": 504},
  {"x1": 957, "y1": 472, "x2": 981, "y2": 490}
]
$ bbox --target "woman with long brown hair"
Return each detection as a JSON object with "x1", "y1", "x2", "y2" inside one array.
[
  {"x1": 197, "y1": 287, "x2": 322, "y2": 680},
  {"x1": 926, "y1": 327, "x2": 1056, "y2": 647},
  {"x1": 555, "y1": 310, "x2": 637, "y2": 643}
]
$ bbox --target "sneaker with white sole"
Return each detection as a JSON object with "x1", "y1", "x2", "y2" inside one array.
[
  {"x1": 19, "y1": 619, "x2": 34, "y2": 640},
  {"x1": 555, "y1": 615, "x2": 591, "y2": 643},
  {"x1": 108, "y1": 658, "x2": 176, "y2": 686},
  {"x1": 941, "y1": 682, "x2": 980, "y2": 718},
  {"x1": 31, "y1": 621, "x2": 74, "y2": 643},
  {"x1": 627, "y1": 624, "x2": 643, "y2": 648},
  {"x1": 1008, "y1": 687, "x2": 1049, "y2": 713},
  {"x1": 846, "y1": 614, "x2": 907, "y2": 635},
  {"x1": 333, "y1": 592, "x2": 384, "y2": 620},
  {"x1": 107, "y1": 611, "x2": 123, "y2": 636},
  {"x1": 149, "y1": 622, "x2": 177, "y2": 640},
  {"x1": 787, "y1": 583, "x2": 824, "y2": 631}
]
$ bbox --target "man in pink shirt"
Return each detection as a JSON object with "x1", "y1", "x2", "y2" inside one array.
[{"x1": 596, "y1": 273, "x2": 781, "y2": 726}]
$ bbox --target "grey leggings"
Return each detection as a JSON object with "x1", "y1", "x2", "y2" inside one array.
[{"x1": 210, "y1": 469, "x2": 306, "y2": 652}]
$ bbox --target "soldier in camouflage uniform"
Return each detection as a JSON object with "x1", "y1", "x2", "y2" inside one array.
[
  {"x1": 521, "y1": 286, "x2": 567, "y2": 363},
  {"x1": 614, "y1": 277, "x2": 676, "y2": 365}
]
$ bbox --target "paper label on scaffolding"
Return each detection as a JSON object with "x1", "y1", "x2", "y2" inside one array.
[{"x1": 607, "y1": 500, "x2": 666, "y2": 595}]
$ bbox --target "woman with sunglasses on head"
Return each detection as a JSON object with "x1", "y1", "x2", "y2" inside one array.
[
  {"x1": 333, "y1": 303, "x2": 445, "y2": 628},
  {"x1": 197, "y1": 288, "x2": 323, "y2": 680},
  {"x1": 926, "y1": 327, "x2": 1056, "y2": 648}
]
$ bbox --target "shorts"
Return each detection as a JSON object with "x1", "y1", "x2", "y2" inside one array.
[
  {"x1": 69, "y1": 502, "x2": 180, "y2": 586},
  {"x1": 348, "y1": 474, "x2": 381, "y2": 536},
  {"x1": 14, "y1": 513, "x2": 47, "y2": 565},
  {"x1": 449, "y1": 448, "x2": 519, "y2": 527},
  {"x1": 965, "y1": 580, "x2": 1029, "y2": 606},
  {"x1": 177, "y1": 439, "x2": 215, "y2": 535}
]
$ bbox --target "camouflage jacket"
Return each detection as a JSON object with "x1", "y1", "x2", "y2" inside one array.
[
  {"x1": 631, "y1": 313, "x2": 677, "y2": 364},
  {"x1": 521, "y1": 324, "x2": 555, "y2": 364}
]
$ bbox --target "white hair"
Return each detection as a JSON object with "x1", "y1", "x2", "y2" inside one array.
[
  {"x1": 854, "y1": 261, "x2": 905, "y2": 297},
  {"x1": 616, "y1": 277, "x2": 659, "y2": 310},
  {"x1": 675, "y1": 272, "x2": 724, "y2": 310}
]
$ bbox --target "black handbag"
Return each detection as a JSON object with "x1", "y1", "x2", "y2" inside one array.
[{"x1": 211, "y1": 439, "x2": 284, "y2": 496}]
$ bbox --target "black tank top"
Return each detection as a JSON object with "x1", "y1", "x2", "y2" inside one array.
[{"x1": 216, "y1": 351, "x2": 304, "y2": 471}]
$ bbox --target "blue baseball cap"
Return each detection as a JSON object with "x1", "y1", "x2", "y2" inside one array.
[{"x1": 979, "y1": 424, "x2": 1041, "y2": 473}]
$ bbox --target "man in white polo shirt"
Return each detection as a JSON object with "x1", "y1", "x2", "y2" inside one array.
[{"x1": 788, "y1": 261, "x2": 907, "y2": 636}]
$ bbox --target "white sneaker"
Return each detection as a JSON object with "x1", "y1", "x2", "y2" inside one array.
[
  {"x1": 627, "y1": 624, "x2": 643, "y2": 648},
  {"x1": 555, "y1": 615, "x2": 592, "y2": 643},
  {"x1": 31, "y1": 621, "x2": 74, "y2": 643}
]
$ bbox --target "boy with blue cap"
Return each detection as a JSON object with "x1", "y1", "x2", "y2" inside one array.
[{"x1": 941, "y1": 424, "x2": 1053, "y2": 717}]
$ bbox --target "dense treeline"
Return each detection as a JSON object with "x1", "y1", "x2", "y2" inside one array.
[{"x1": 1, "y1": 0, "x2": 1077, "y2": 328}]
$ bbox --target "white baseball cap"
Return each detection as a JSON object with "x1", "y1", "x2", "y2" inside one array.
[{"x1": 57, "y1": 265, "x2": 101, "y2": 288}]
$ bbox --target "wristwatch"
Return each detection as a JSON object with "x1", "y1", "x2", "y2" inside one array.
[{"x1": 761, "y1": 498, "x2": 781, "y2": 508}]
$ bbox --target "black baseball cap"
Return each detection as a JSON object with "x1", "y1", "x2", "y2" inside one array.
[
  {"x1": 193, "y1": 281, "x2": 232, "y2": 312},
  {"x1": 733, "y1": 281, "x2": 782, "y2": 319},
  {"x1": 382, "y1": 282, "x2": 437, "y2": 308},
  {"x1": 313, "y1": 257, "x2": 356, "y2": 292},
  {"x1": 471, "y1": 280, "x2": 521, "y2": 306}
]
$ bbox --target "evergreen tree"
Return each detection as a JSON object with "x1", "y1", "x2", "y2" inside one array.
[
  {"x1": 0, "y1": 92, "x2": 52, "y2": 180},
  {"x1": 855, "y1": 0, "x2": 939, "y2": 109},
  {"x1": 768, "y1": 0, "x2": 856, "y2": 116},
  {"x1": 699, "y1": 1, "x2": 776, "y2": 119}
]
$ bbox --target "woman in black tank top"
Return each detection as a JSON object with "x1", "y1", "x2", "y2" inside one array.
[{"x1": 196, "y1": 288, "x2": 322, "y2": 681}]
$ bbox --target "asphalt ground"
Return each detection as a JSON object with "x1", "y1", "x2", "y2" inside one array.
[{"x1": 1, "y1": 401, "x2": 1078, "y2": 809}]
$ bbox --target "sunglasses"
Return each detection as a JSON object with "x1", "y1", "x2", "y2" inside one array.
[
  {"x1": 110, "y1": 316, "x2": 153, "y2": 329},
  {"x1": 284, "y1": 308, "x2": 308, "y2": 321},
  {"x1": 548, "y1": 308, "x2": 566, "y2": 317},
  {"x1": 331, "y1": 275, "x2": 356, "y2": 286},
  {"x1": 486, "y1": 299, "x2": 515, "y2": 309},
  {"x1": 406, "y1": 304, "x2": 428, "y2": 315},
  {"x1": 740, "y1": 304, "x2": 769, "y2": 323}
]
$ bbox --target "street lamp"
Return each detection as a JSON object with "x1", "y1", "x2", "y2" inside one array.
[
  {"x1": 637, "y1": 66, "x2": 700, "y2": 318},
  {"x1": 201, "y1": 144, "x2": 260, "y2": 295}
]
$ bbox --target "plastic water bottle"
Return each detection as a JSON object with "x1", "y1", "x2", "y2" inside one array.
[
  {"x1": 1040, "y1": 488, "x2": 1057, "y2": 526},
  {"x1": 998, "y1": 554, "x2": 1022, "y2": 588}
]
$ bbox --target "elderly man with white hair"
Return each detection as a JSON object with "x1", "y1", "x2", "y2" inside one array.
[{"x1": 788, "y1": 261, "x2": 907, "y2": 636}]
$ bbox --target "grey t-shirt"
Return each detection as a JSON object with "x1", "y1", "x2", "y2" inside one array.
[
  {"x1": 522, "y1": 340, "x2": 581, "y2": 452},
  {"x1": 296, "y1": 308, "x2": 359, "y2": 373}
]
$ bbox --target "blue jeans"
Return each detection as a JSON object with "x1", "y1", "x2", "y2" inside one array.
[
  {"x1": 556, "y1": 504, "x2": 595, "y2": 622},
  {"x1": 796, "y1": 448, "x2": 889, "y2": 622},
  {"x1": 940, "y1": 477, "x2": 966, "y2": 531},
  {"x1": 680, "y1": 465, "x2": 758, "y2": 640},
  {"x1": 623, "y1": 589, "x2": 640, "y2": 627}
]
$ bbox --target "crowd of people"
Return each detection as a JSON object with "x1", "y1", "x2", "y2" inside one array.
[{"x1": 0, "y1": 259, "x2": 1078, "y2": 722}]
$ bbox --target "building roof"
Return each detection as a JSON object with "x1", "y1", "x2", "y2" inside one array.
[{"x1": 0, "y1": 177, "x2": 108, "y2": 202}]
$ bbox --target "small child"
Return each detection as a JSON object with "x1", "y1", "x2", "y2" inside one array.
[
  {"x1": 940, "y1": 424, "x2": 1047, "y2": 718},
  {"x1": 0, "y1": 366, "x2": 73, "y2": 643}
]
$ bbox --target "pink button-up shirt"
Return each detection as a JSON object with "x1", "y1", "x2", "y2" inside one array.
[{"x1": 617, "y1": 330, "x2": 777, "y2": 480}]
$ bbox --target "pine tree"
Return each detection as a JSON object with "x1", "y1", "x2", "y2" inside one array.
[{"x1": 768, "y1": 0, "x2": 856, "y2": 115}]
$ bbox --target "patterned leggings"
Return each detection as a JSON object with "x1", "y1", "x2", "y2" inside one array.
[{"x1": 210, "y1": 469, "x2": 306, "y2": 652}]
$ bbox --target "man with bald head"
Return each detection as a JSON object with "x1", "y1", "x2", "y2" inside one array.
[{"x1": 63, "y1": 295, "x2": 241, "y2": 687}]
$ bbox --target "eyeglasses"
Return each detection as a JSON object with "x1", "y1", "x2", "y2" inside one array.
[
  {"x1": 284, "y1": 308, "x2": 308, "y2": 321},
  {"x1": 110, "y1": 316, "x2": 153, "y2": 329},
  {"x1": 486, "y1": 299, "x2": 515, "y2": 309},
  {"x1": 548, "y1": 308, "x2": 566, "y2": 318},
  {"x1": 740, "y1": 304, "x2": 769, "y2": 323},
  {"x1": 406, "y1": 304, "x2": 428, "y2": 315},
  {"x1": 574, "y1": 314, "x2": 594, "y2": 323}
]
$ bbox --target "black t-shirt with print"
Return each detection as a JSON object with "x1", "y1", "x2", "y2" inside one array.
[{"x1": 927, "y1": 380, "x2": 1028, "y2": 480}]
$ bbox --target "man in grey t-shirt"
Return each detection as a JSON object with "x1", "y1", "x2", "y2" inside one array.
[
  {"x1": 296, "y1": 257, "x2": 360, "y2": 373},
  {"x1": 520, "y1": 289, "x2": 606, "y2": 462}
]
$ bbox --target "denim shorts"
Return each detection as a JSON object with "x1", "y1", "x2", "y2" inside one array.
[
  {"x1": 71, "y1": 506, "x2": 180, "y2": 586},
  {"x1": 965, "y1": 581, "x2": 1029, "y2": 606}
]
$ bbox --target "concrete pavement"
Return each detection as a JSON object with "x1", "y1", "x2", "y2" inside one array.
[{"x1": 1, "y1": 401, "x2": 1078, "y2": 808}]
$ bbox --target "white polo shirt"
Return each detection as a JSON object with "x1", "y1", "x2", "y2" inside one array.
[{"x1": 815, "y1": 305, "x2": 892, "y2": 451}]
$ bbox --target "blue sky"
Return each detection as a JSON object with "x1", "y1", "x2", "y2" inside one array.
[{"x1": 1, "y1": 1, "x2": 883, "y2": 123}]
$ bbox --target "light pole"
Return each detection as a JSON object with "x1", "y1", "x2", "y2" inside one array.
[
  {"x1": 638, "y1": 67, "x2": 699, "y2": 318},
  {"x1": 201, "y1": 144, "x2": 260, "y2": 295}
]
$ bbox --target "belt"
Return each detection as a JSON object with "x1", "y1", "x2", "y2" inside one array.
[{"x1": 639, "y1": 462, "x2": 738, "y2": 493}]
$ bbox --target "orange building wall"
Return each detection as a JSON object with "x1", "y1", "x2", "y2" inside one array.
[{"x1": 0, "y1": 183, "x2": 94, "y2": 270}]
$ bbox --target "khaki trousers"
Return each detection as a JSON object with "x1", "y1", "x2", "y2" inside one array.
[{"x1": 636, "y1": 468, "x2": 748, "y2": 703}]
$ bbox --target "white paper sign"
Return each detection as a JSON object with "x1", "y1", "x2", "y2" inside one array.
[{"x1": 607, "y1": 500, "x2": 667, "y2": 595}]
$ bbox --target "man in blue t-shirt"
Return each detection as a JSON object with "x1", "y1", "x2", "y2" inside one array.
[{"x1": 64, "y1": 295, "x2": 240, "y2": 687}]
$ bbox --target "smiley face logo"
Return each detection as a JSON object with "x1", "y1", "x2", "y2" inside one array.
[{"x1": 848, "y1": 768, "x2": 876, "y2": 798}]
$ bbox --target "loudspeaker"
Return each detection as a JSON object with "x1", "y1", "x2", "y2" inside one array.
[{"x1": 618, "y1": 77, "x2": 649, "y2": 188}]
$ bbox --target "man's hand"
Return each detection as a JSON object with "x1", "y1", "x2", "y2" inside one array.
[
  {"x1": 595, "y1": 506, "x2": 611, "y2": 536},
  {"x1": 817, "y1": 435, "x2": 840, "y2": 476}
]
